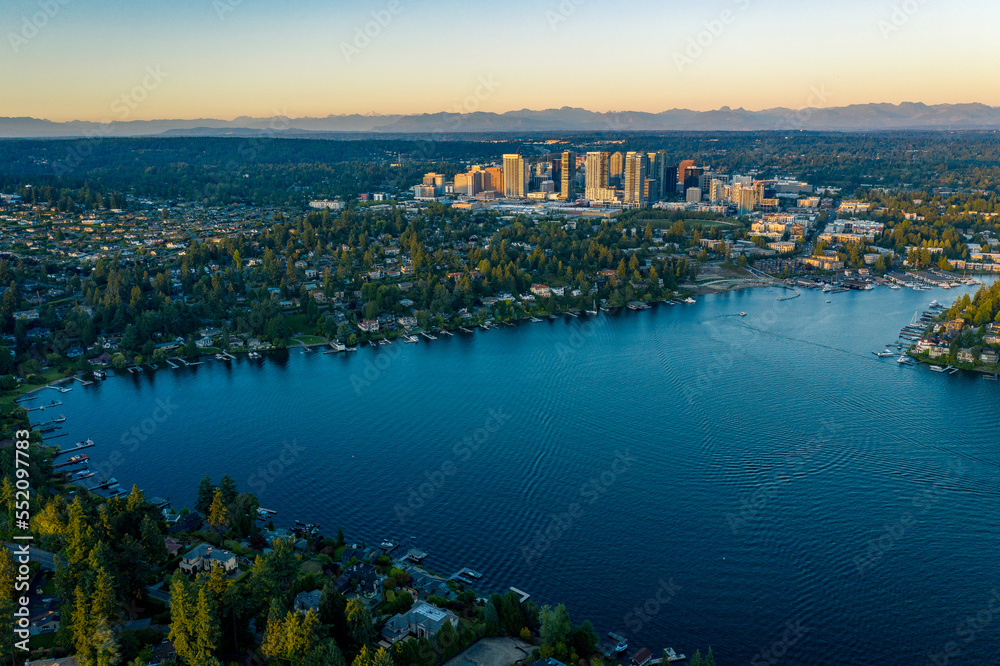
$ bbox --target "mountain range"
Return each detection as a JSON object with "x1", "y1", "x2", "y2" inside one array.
[{"x1": 2, "y1": 103, "x2": 999, "y2": 138}]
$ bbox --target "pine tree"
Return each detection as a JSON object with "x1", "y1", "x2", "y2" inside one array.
[
  {"x1": 195, "y1": 476, "x2": 216, "y2": 514},
  {"x1": 91, "y1": 567, "x2": 118, "y2": 627}
]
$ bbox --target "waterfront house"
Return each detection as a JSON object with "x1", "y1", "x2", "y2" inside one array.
[
  {"x1": 630, "y1": 648, "x2": 653, "y2": 666},
  {"x1": 178, "y1": 543, "x2": 237, "y2": 575},
  {"x1": 380, "y1": 601, "x2": 459, "y2": 644},
  {"x1": 530, "y1": 284, "x2": 552, "y2": 297},
  {"x1": 358, "y1": 320, "x2": 380, "y2": 333},
  {"x1": 981, "y1": 349, "x2": 999, "y2": 365},
  {"x1": 334, "y1": 562, "x2": 382, "y2": 597},
  {"x1": 293, "y1": 589, "x2": 322, "y2": 614},
  {"x1": 958, "y1": 348, "x2": 976, "y2": 364}
]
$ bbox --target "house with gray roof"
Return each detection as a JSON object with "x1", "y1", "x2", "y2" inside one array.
[
  {"x1": 381, "y1": 601, "x2": 459, "y2": 644},
  {"x1": 179, "y1": 543, "x2": 237, "y2": 575}
]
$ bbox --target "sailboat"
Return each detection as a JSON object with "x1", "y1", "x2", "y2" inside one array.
[{"x1": 586, "y1": 299, "x2": 598, "y2": 315}]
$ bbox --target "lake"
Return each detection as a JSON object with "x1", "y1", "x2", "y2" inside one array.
[{"x1": 38, "y1": 283, "x2": 1000, "y2": 664}]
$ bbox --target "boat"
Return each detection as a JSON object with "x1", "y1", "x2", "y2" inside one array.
[
  {"x1": 684, "y1": 297, "x2": 696, "y2": 304},
  {"x1": 929, "y1": 365, "x2": 947, "y2": 373},
  {"x1": 529, "y1": 317, "x2": 543, "y2": 323},
  {"x1": 873, "y1": 350, "x2": 895, "y2": 357},
  {"x1": 257, "y1": 507, "x2": 277, "y2": 515},
  {"x1": 739, "y1": 312, "x2": 747, "y2": 317},
  {"x1": 404, "y1": 335, "x2": 418, "y2": 343},
  {"x1": 898, "y1": 354, "x2": 914, "y2": 365},
  {"x1": 889, "y1": 284, "x2": 901, "y2": 290},
  {"x1": 822, "y1": 284, "x2": 833, "y2": 293},
  {"x1": 826, "y1": 300, "x2": 832, "y2": 303}
]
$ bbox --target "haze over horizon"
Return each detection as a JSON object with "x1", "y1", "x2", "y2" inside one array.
[{"x1": 3, "y1": 0, "x2": 999, "y2": 123}]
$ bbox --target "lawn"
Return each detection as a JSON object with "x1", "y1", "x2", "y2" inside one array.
[{"x1": 290, "y1": 335, "x2": 327, "y2": 345}]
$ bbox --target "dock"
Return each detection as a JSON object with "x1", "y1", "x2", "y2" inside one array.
[
  {"x1": 420, "y1": 331, "x2": 438, "y2": 341},
  {"x1": 460, "y1": 327, "x2": 474, "y2": 334},
  {"x1": 509, "y1": 587, "x2": 530, "y2": 603},
  {"x1": 26, "y1": 401, "x2": 62, "y2": 412},
  {"x1": 54, "y1": 439, "x2": 95, "y2": 455},
  {"x1": 438, "y1": 329, "x2": 454, "y2": 337}
]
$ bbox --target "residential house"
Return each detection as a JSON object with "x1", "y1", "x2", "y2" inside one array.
[
  {"x1": 334, "y1": 562, "x2": 382, "y2": 597},
  {"x1": 957, "y1": 348, "x2": 976, "y2": 364},
  {"x1": 530, "y1": 284, "x2": 552, "y2": 297},
  {"x1": 294, "y1": 589, "x2": 322, "y2": 614},
  {"x1": 381, "y1": 601, "x2": 459, "y2": 643},
  {"x1": 980, "y1": 349, "x2": 999, "y2": 365},
  {"x1": 178, "y1": 543, "x2": 237, "y2": 575},
  {"x1": 358, "y1": 320, "x2": 380, "y2": 333},
  {"x1": 164, "y1": 536, "x2": 184, "y2": 557}
]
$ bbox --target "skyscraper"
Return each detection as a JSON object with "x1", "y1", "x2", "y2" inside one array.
[
  {"x1": 609, "y1": 152, "x2": 624, "y2": 185},
  {"x1": 502, "y1": 154, "x2": 527, "y2": 198},
  {"x1": 560, "y1": 151, "x2": 576, "y2": 199},
  {"x1": 585, "y1": 152, "x2": 613, "y2": 201},
  {"x1": 623, "y1": 152, "x2": 648, "y2": 204}
]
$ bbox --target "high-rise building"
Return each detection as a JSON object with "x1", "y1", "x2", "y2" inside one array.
[
  {"x1": 623, "y1": 152, "x2": 648, "y2": 204},
  {"x1": 678, "y1": 160, "x2": 695, "y2": 190},
  {"x1": 484, "y1": 167, "x2": 503, "y2": 193},
  {"x1": 502, "y1": 154, "x2": 527, "y2": 198},
  {"x1": 683, "y1": 166, "x2": 704, "y2": 191},
  {"x1": 585, "y1": 152, "x2": 611, "y2": 201},
  {"x1": 560, "y1": 151, "x2": 576, "y2": 199},
  {"x1": 709, "y1": 178, "x2": 728, "y2": 204},
  {"x1": 662, "y1": 166, "x2": 678, "y2": 196},
  {"x1": 609, "y1": 152, "x2": 625, "y2": 185}
]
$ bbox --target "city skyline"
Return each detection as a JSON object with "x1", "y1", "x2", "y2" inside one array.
[{"x1": 2, "y1": 0, "x2": 999, "y2": 122}]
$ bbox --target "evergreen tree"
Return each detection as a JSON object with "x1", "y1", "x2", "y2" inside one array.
[
  {"x1": 346, "y1": 598, "x2": 375, "y2": 647},
  {"x1": 195, "y1": 476, "x2": 216, "y2": 514}
]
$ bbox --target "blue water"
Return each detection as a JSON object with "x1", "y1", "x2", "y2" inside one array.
[{"x1": 37, "y1": 285, "x2": 1000, "y2": 664}]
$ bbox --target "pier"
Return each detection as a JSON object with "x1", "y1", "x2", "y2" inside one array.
[
  {"x1": 26, "y1": 401, "x2": 62, "y2": 412},
  {"x1": 420, "y1": 331, "x2": 438, "y2": 341}
]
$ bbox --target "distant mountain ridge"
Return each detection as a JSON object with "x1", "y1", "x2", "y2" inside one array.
[{"x1": 2, "y1": 103, "x2": 999, "y2": 138}]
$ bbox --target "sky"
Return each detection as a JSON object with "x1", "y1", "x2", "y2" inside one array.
[{"x1": 2, "y1": 0, "x2": 999, "y2": 122}]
